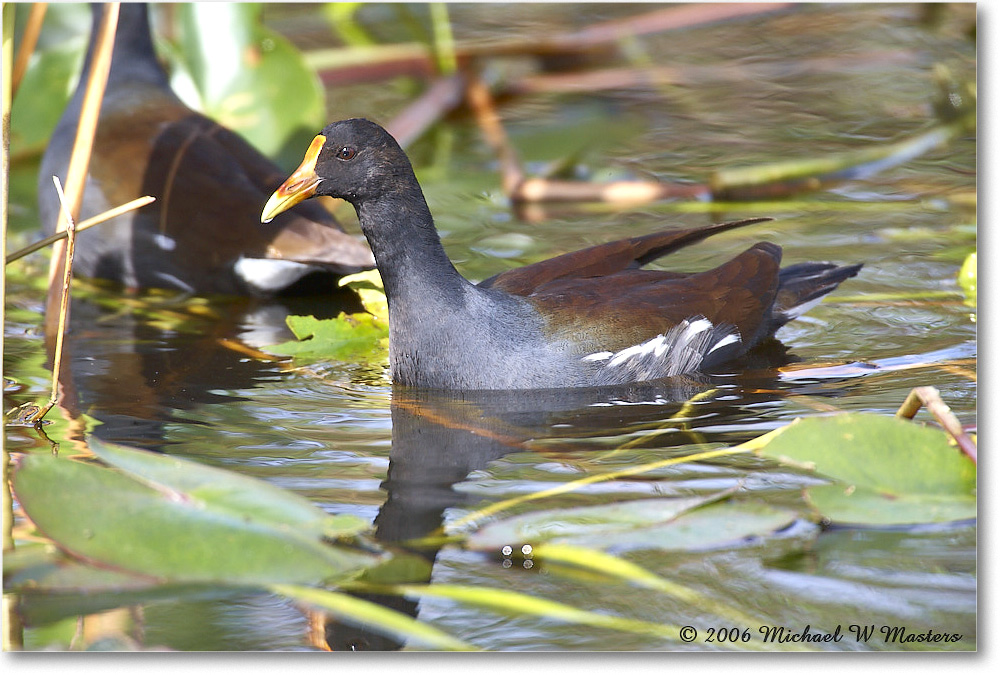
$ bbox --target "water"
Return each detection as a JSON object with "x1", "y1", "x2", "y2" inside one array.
[{"x1": 3, "y1": 3, "x2": 976, "y2": 651}]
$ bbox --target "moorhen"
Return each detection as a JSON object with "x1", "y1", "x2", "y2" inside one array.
[
  {"x1": 262, "y1": 118, "x2": 862, "y2": 390},
  {"x1": 38, "y1": 4, "x2": 374, "y2": 296}
]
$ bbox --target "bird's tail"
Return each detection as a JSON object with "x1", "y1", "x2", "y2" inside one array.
[{"x1": 772, "y1": 261, "x2": 863, "y2": 327}]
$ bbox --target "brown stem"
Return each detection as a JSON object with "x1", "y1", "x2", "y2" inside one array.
[
  {"x1": 44, "y1": 2, "x2": 119, "y2": 334},
  {"x1": 465, "y1": 73, "x2": 523, "y2": 195},
  {"x1": 896, "y1": 386, "x2": 976, "y2": 463},
  {"x1": 11, "y1": 3, "x2": 47, "y2": 97},
  {"x1": 385, "y1": 73, "x2": 466, "y2": 150},
  {"x1": 32, "y1": 178, "x2": 79, "y2": 425},
  {"x1": 5, "y1": 195, "x2": 154, "y2": 265}
]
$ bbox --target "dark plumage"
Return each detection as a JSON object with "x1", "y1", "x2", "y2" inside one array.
[
  {"x1": 263, "y1": 118, "x2": 862, "y2": 390},
  {"x1": 38, "y1": 4, "x2": 373, "y2": 296}
]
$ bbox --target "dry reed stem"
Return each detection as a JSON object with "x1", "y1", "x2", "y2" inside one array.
[
  {"x1": 45, "y1": 2, "x2": 118, "y2": 333},
  {"x1": 11, "y1": 3, "x2": 47, "y2": 97},
  {"x1": 896, "y1": 386, "x2": 976, "y2": 463},
  {"x1": 5, "y1": 195, "x2": 155, "y2": 264},
  {"x1": 33, "y1": 177, "x2": 79, "y2": 424},
  {"x1": 385, "y1": 73, "x2": 466, "y2": 149},
  {"x1": 465, "y1": 73, "x2": 523, "y2": 195}
]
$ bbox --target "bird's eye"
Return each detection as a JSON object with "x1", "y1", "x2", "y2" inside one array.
[{"x1": 337, "y1": 146, "x2": 357, "y2": 160}]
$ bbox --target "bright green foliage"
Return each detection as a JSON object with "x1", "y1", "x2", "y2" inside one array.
[
  {"x1": 9, "y1": 40, "x2": 85, "y2": 157},
  {"x1": 339, "y1": 269, "x2": 389, "y2": 321},
  {"x1": 270, "y1": 312, "x2": 389, "y2": 361},
  {"x1": 167, "y1": 3, "x2": 326, "y2": 168},
  {"x1": 755, "y1": 413, "x2": 976, "y2": 525}
]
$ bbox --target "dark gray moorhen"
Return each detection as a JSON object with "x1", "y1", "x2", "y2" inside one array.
[
  {"x1": 38, "y1": 4, "x2": 373, "y2": 295},
  {"x1": 262, "y1": 118, "x2": 862, "y2": 390}
]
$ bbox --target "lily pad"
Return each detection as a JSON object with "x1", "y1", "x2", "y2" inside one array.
[
  {"x1": 88, "y1": 437, "x2": 369, "y2": 541},
  {"x1": 270, "y1": 312, "x2": 389, "y2": 361},
  {"x1": 467, "y1": 493, "x2": 801, "y2": 553},
  {"x1": 755, "y1": 413, "x2": 976, "y2": 525},
  {"x1": 12, "y1": 441, "x2": 381, "y2": 585}
]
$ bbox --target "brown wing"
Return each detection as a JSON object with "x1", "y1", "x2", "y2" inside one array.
[
  {"x1": 526, "y1": 242, "x2": 783, "y2": 355},
  {"x1": 478, "y1": 218, "x2": 772, "y2": 295}
]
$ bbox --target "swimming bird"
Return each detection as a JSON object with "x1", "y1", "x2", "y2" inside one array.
[
  {"x1": 262, "y1": 118, "x2": 861, "y2": 389},
  {"x1": 39, "y1": 3, "x2": 374, "y2": 296}
]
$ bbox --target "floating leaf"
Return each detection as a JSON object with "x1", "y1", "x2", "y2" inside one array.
[
  {"x1": 270, "y1": 312, "x2": 389, "y2": 361},
  {"x1": 557, "y1": 502, "x2": 800, "y2": 552},
  {"x1": 754, "y1": 413, "x2": 976, "y2": 525},
  {"x1": 466, "y1": 495, "x2": 716, "y2": 551},
  {"x1": 12, "y1": 442, "x2": 381, "y2": 585},
  {"x1": 88, "y1": 437, "x2": 370, "y2": 540},
  {"x1": 467, "y1": 493, "x2": 800, "y2": 553},
  {"x1": 338, "y1": 269, "x2": 388, "y2": 321}
]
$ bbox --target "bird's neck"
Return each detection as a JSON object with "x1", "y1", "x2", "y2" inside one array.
[{"x1": 356, "y1": 188, "x2": 471, "y2": 310}]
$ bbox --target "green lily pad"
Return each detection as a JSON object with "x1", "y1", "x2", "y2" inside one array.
[
  {"x1": 805, "y1": 485, "x2": 977, "y2": 526},
  {"x1": 88, "y1": 437, "x2": 369, "y2": 541},
  {"x1": 755, "y1": 413, "x2": 976, "y2": 525},
  {"x1": 12, "y1": 442, "x2": 381, "y2": 585},
  {"x1": 561, "y1": 501, "x2": 801, "y2": 552},
  {"x1": 270, "y1": 312, "x2": 389, "y2": 361},
  {"x1": 466, "y1": 495, "x2": 717, "y2": 551},
  {"x1": 467, "y1": 493, "x2": 800, "y2": 553}
]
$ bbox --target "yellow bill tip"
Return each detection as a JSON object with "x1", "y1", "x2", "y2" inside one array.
[{"x1": 260, "y1": 135, "x2": 327, "y2": 223}]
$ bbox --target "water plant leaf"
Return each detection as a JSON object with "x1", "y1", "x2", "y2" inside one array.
[
  {"x1": 9, "y1": 40, "x2": 85, "y2": 157},
  {"x1": 271, "y1": 583, "x2": 475, "y2": 651},
  {"x1": 754, "y1": 413, "x2": 976, "y2": 525},
  {"x1": 804, "y1": 485, "x2": 976, "y2": 526},
  {"x1": 269, "y1": 312, "x2": 389, "y2": 361},
  {"x1": 12, "y1": 444, "x2": 381, "y2": 585},
  {"x1": 553, "y1": 501, "x2": 800, "y2": 552},
  {"x1": 87, "y1": 437, "x2": 370, "y2": 540},
  {"x1": 338, "y1": 269, "x2": 388, "y2": 321},
  {"x1": 169, "y1": 3, "x2": 325, "y2": 167},
  {"x1": 466, "y1": 494, "x2": 717, "y2": 550},
  {"x1": 466, "y1": 492, "x2": 798, "y2": 553}
]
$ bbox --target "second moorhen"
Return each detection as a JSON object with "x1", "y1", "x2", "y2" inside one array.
[
  {"x1": 38, "y1": 4, "x2": 374, "y2": 295},
  {"x1": 262, "y1": 118, "x2": 862, "y2": 390}
]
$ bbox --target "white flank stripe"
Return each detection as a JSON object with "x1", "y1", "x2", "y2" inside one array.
[
  {"x1": 707, "y1": 332, "x2": 741, "y2": 354},
  {"x1": 683, "y1": 317, "x2": 713, "y2": 338}
]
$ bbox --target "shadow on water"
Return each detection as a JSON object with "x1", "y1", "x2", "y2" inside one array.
[
  {"x1": 323, "y1": 363, "x2": 849, "y2": 650},
  {"x1": 19, "y1": 281, "x2": 363, "y2": 452}
]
